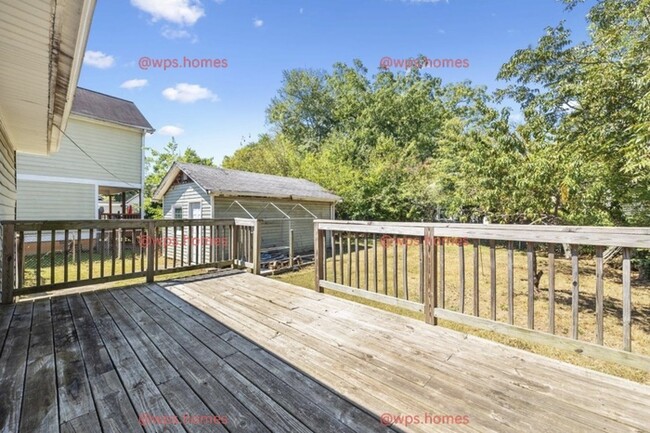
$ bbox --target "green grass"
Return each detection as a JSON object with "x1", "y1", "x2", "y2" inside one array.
[{"x1": 272, "y1": 244, "x2": 650, "y2": 384}]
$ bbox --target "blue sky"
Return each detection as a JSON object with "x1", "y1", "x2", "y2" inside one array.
[{"x1": 79, "y1": 0, "x2": 594, "y2": 165}]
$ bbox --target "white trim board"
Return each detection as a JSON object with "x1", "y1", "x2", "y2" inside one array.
[{"x1": 17, "y1": 173, "x2": 141, "y2": 189}]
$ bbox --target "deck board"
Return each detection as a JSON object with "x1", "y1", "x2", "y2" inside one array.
[{"x1": 1, "y1": 271, "x2": 648, "y2": 433}]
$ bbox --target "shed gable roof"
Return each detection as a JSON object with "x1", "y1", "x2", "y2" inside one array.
[{"x1": 154, "y1": 162, "x2": 340, "y2": 203}]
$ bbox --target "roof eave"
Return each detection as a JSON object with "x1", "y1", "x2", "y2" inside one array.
[{"x1": 49, "y1": 0, "x2": 97, "y2": 154}]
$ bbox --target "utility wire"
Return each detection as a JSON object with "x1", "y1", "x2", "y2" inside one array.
[{"x1": 54, "y1": 124, "x2": 140, "y2": 189}]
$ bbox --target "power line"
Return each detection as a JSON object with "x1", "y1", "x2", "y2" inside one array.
[{"x1": 54, "y1": 124, "x2": 140, "y2": 190}]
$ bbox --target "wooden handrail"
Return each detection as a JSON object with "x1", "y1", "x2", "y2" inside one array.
[
  {"x1": 0, "y1": 218, "x2": 262, "y2": 303},
  {"x1": 313, "y1": 219, "x2": 650, "y2": 372}
]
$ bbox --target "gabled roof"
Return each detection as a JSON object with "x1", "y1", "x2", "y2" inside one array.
[
  {"x1": 153, "y1": 162, "x2": 340, "y2": 203},
  {"x1": 71, "y1": 87, "x2": 154, "y2": 132}
]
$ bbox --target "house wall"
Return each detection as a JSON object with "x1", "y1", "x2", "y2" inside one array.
[
  {"x1": 17, "y1": 180, "x2": 95, "y2": 219},
  {"x1": 16, "y1": 116, "x2": 144, "y2": 220},
  {"x1": 0, "y1": 121, "x2": 16, "y2": 220},
  {"x1": 17, "y1": 116, "x2": 142, "y2": 184}
]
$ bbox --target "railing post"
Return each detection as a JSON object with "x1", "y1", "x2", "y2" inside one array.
[
  {"x1": 252, "y1": 219, "x2": 261, "y2": 275},
  {"x1": 1, "y1": 222, "x2": 16, "y2": 304},
  {"x1": 423, "y1": 227, "x2": 437, "y2": 325},
  {"x1": 314, "y1": 223, "x2": 324, "y2": 292},
  {"x1": 146, "y1": 221, "x2": 155, "y2": 282},
  {"x1": 289, "y1": 228, "x2": 294, "y2": 269},
  {"x1": 231, "y1": 224, "x2": 239, "y2": 268}
]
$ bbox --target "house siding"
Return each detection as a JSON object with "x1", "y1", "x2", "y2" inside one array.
[
  {"x1": 17, "y1": 116, "x2": 142, "y2": 185},
  {"x1": 0, "y1": 122, "x2": 16, "y2": 220},
  {"x1": 17, "y1": 180, "x2": 95, "y2": 220}
]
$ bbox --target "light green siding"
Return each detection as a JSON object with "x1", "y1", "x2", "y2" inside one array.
[
  {"x1": 17, "y1": 116, "x2": 142, "y2": 184},
  {"x1": 0, "y1": 123, "x2": 16, "y2": 220},
  {"x1": 17, "y1": 180, "x2": 95, "y2": 220}
]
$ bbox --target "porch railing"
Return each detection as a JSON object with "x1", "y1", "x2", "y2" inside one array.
[
  {"x1": 313, "y1": 220, "x2": 650, "y2": 372},
  {"x1": 0, "y1": 218, "x2": 260, "y2": 302}
]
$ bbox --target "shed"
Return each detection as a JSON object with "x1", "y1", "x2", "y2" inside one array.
[{"x1": 153, "y1": 162, "x2": 340, "y2": 255}]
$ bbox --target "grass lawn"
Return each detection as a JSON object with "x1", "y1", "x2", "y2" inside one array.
[{"x1": 272, "y1": 243, "x2": 650, "y2": 384}]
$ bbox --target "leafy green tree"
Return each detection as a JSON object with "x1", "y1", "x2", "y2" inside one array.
[
  {"x1": 497, "y1": 0, "x2": 650, "y2": 225},
  {"x1": 144, "y1": 138, "x2": 214, "y2": 218}
]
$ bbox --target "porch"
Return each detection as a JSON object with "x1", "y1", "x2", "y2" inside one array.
[{"x1": 1, "y1": 271, "x2": 648, "y2": 433}]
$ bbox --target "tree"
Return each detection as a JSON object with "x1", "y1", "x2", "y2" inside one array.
[
  {"x1": 496, "y1": 0, "x2": 650, "y2": 225},
  {"x1": 144, "y1": 138, "x2": 214, "y2": 218}
]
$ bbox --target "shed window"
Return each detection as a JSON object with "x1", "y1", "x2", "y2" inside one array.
[{"x1": 174, "y1": 206, "x2": 183, "y2": 219}]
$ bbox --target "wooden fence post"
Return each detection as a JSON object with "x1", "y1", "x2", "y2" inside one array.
[
  {"x1": 314, "y1": 223, "x2": 324, "y2": 292},
  {"x1": 146, "y1": 221, "x2": 155, "y2": 282},
  {"x1": 424, "y1": 227, "x2": 437, "y2": 325},
  {"x1": 1, "y1": 223, "x2": 15, "y2": 304},
  {"x1": 289, "y1": 228, "x2": 294, "y2": 269},
  {"x1": 230, "y1": 224, "x2": 239, "y2": 268},
  {"x1": 252, "y1": 219, "x2": 261, "y2": 275}
]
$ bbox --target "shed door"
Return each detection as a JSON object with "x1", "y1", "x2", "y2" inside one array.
[{"x1": 189, "y1": 202, "x2": 201, "y2": 219}]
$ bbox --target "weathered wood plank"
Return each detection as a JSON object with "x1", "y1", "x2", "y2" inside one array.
[
  {"x1": 20, "y1": 300, "x2": 57, "y2": 433},
  {"x1": 139, "y1": 286, "x2": 358, "y2": 433},
  {"x1": 0, "y1": 303, "x2": 32, "y2": 433},
  {"x1": 50, "y1": 297, "x2": 102, "y2": 431},
  {"x1": 473, "y1": 239, "x2": 479, "y2": 317},
  {"x1": 83, "y1": 292, "x2": 186, "y2": 433},
  {"x1": 117, "y1": 288, "x2": 293, "y2": 432},
  {"x1": 571, "y1": 245, "x2": 580, "y2": 339},
  {"x1": 143, "y1": 285, "x2": 394, "y2": 433},
  {"x1": 489, "y1": 240, "x2": 497, "y2": 321},
  {"x1": 595, "y1": 246, "x2": 604, "y2": 345},
  {"x1": 548, "y1": 243, "x2": 556, "y2": 334},
  {"x1": 438, "y1": 241, "x2": 444, "y2": 308},
  {"x1": 459, "y1": 241, "x2": 465, "y2": 313},
  {"x1": 320, "y1": 280, "x2": 424, "y2": 312},
  {"x1": 434, "y1": 308, "x2": 650, "y2": 373},
  {"x1": 622, "y1": 248, "x2": 632, "y2": 351},
  {"x1": 526, "y1": 242, "x2": 535, "y2": 330},
  {"x1": 67, "y1": 295, "x2": 143, "y2": 433}
]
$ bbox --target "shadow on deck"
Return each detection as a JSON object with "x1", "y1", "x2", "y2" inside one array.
[{"x1": 1, "y1": 271, "x2": 649, "y2": 433}]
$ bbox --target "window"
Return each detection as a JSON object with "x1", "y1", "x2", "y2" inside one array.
[{"x1": 174, "y1": 206, "x2": 183, "y2": 219}]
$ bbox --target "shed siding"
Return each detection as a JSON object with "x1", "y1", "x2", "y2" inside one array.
[
  {"x1": 212, "y1": 196, "x2": 332, "y2": 253},
  {"x1": 162, "y1": 182, "x2": 212, "y2": 219},
  {"x1": 17, "y1": 180, "x2": 95, "y2": 220},
  {"x1": 0, "y1": 123, "x2": 16, "y2": 220},
  {"x1": 17, "y1": 116, "x2": 143, "y2": 185},
  {"x1": 162, "y1": 181, "x2": 213, "y2": 265}
]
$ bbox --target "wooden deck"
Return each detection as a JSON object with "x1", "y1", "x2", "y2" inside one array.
[{"x1": 1, "y1": 272, "x2": 649, "y2": 433}]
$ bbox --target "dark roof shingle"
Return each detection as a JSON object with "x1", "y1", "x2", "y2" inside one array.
[
  {"x1": 71, "y1": 87, "x2": 153, "y2": 131},
  {"x1": 174, "y1": 162, "x2": 340, "y2": 202}
]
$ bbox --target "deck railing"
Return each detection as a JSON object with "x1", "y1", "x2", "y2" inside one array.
[
  {"x1": 0, "y1": 218, "x2": 261, "y2": 302},
  {"x1": 313, "y1": 220, "x2": 650, "y2": 371}
]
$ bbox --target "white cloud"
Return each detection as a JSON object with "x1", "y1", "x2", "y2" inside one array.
[
  {"x1": 161, "y1": 27, "x2": 192, "y2": 39},
  {"x1": 131, "y1": 0, "x2": 205, "y2": 26},
  {"x1": 83, "y1": 50, "x2": 115, "y2": 69},
  {"x1": 253, "y1": 18, "x2": 264, "y2": 28},
  {"x1": 158, "y1": 125, "x2": 185, "y2": 136},
  {"x1": 162, "y1": 83, "x2": 219, "y2": 103},
  {"x1": 120, "y1": 79, "x2": 148, "y2": 89}
]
